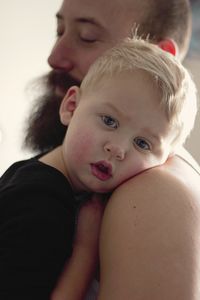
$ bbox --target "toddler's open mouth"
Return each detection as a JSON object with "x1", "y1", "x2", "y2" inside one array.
[{"x1": 91, "y1": 161, "x2": 112, "y2": 181}]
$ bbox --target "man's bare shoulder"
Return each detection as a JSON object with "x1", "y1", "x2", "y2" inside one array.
[
  {"x1": 112, "y1": 150, "x2": 200, "y2": 204},
  {"x1": 107, "y1": 153, "x2": 200, "y2": 223},
  {"x1": 99, "y1": 153, "x2": 200, "y2": 300}
]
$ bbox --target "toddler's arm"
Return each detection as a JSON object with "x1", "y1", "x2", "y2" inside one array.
[{"x1": 51, "y1": 194, "x2": 105, "y2": 300}]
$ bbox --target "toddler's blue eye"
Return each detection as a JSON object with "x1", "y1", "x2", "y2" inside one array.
[
  {"x1": 101, "y1": 115, "x2": 119, "y2": 129},
  {"x1": 134, "y1": 137, "x2": 150, "y2": 150}
]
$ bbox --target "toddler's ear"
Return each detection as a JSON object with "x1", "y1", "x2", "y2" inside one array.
[
  {"x1": 158, "y1": 39, "x2": 178, "y2": 57},
  {"x1": 59, "y1": 86, "x2": 80, "y2": 125}
]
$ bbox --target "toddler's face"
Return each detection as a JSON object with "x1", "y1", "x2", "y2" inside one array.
[{"x1": 61, "y1": 72, "x2": 176, "y2": 192}]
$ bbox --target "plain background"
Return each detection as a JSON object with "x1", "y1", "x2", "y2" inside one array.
[
  {"x1": 0, "y1": 0, "x2": 61, "y2": 175},
  {"x1": 0, "y1": 0, "x2": 199, "y2": 176}
]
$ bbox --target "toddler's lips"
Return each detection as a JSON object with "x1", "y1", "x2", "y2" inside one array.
[{"x1": 91, "y1": 161, "x2": 112, "y2": 181}]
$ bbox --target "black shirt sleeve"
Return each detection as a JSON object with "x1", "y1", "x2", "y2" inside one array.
[{"x1": 0, "y1": 160, "x2": 76, "y2": 300}]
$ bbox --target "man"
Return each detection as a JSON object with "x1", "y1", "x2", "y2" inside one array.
[{"x1": 23, "y1": 0, "x2": 200, "y2": 299}]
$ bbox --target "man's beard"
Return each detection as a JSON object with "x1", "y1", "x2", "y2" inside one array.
[{"x1": 23, "y1": 70, "x2": 80, "y2": 153}]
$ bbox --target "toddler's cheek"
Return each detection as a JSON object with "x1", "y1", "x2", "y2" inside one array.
[{"x1": 70, "y1": 132, "x2": 95, "y2": 161}]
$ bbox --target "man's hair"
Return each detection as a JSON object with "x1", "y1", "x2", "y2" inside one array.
[
  {"x1": 80, "y1": 37, "x2": 197, "y2": 148},
  {"x1": 133, "y1": 0, "x2": 192, "y2": 61}
]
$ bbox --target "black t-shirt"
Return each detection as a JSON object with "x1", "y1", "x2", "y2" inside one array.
[{"x1": 0, "y1": 157, "x2": 77, "y2": 299}]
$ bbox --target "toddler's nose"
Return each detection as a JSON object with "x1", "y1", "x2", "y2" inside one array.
[{"x1": 104, "y1": 143, "x2": 125, "y2": 160}]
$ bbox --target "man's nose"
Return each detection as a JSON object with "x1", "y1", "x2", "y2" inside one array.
[
  {"x1": 47, "y1": 36, "x2": 74, "y2": 72},
  {"x1": 104, "y1": 142, "x2": 126, "y2": 161}
]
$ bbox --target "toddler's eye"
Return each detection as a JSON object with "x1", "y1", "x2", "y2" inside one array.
[
  {"x1": 134, "y1": 137, "x2": 151, "y2": 151},
  {"x1": 101, "y1": 115, "x2": 119, "y2": 129}
]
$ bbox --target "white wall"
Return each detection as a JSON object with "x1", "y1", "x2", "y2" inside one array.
[
  {"x1": 0, "y1": 0, "x2": 200, "y2": 176},
  {"x1": 184, "y1": 56, "x2": 200, "y2": 164},
  {"x1": 0, "y1": 0, "x2": 62, "y2": 175}
]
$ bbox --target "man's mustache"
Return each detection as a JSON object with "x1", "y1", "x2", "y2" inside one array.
[{"x1": 47, "y1": 70, "x2": 81, "y2": 90}]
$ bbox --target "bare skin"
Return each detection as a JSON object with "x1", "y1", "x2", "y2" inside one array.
[
  {"x1": 27, "y1": 0, "x2": 199, "y2": 298},
  {"x1": 51, "y1": 194, "x2": 106, "y2": 300},
  {"x1": 50, "y1": 146, "x2": 200, "y2": 299},
  {"x1": 98, "y1": 151, "x2": 200, "y2": 300}
]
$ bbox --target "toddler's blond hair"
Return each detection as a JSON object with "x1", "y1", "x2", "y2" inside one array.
[{"x1": 80, "y1": 37, "x2": 197, "y2": 148}]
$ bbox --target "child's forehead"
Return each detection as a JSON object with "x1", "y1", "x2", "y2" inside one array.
[
  {"x1": 95, "y1": 70, "x2": 159, "y2": 98},
  {"x1": 83, "y1": 68, "x2": 158, "y2": 95},
  {"x1": 80, "y1": 68, "x2": 164, "y2": 123},
  {"x1": 83, "y1": 72, "x2": 162, "y2": 114}
]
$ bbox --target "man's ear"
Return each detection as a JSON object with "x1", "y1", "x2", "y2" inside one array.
[
  {"x1": 59, "y1": 86, "x2": 81, "y2": 126},
  {"x1": 158, "y1": 39, "x2": 178, "y2": 57}
]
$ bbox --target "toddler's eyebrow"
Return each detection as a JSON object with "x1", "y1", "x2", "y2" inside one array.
[{"x1": 103, "y1": 102, "x2": 128, "y2": 120}]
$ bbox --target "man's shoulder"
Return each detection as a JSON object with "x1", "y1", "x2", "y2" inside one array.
[
  {"x1": 100, "y1": 156, "x2": 200, "y2": 300},
  {"x1": 102, "y1": 150, "x2": 200, "y2": 256},
  {"x1": 131, "y1": 147, "x2": 200, "y2": 192},
  {"x1": 107, "y1": 149, "x2": 200, "y2": 217},
  {"x1": 173, "y1": 147, "x2": 200, "y2": 175}
]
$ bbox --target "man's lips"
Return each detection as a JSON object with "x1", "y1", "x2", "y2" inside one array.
[
  {"x1": 48, "y1": 70, "x2": 81, "y2": 95},
  {"x1": 91, "y1": 161, "x2": 112, "y2": 181}
]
